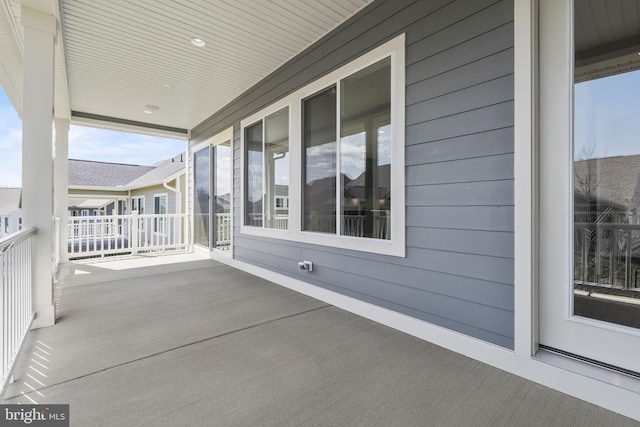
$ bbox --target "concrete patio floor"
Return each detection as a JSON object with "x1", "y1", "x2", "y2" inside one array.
[{"x1": 3, "y1": 253, "x2": 637, "y2": 426}]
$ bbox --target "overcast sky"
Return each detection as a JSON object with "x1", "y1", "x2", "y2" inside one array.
[{"x1": 0, "y1": 88, "x2": 186, "y2": 188}]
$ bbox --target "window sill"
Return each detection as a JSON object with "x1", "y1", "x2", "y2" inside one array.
[{"x1": 240, "y1": 224, "x2": 405, "y2": 257}]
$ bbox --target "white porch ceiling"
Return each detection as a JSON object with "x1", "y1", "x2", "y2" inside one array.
[
  {"x1": 1, "y1": 0, "x2": 372, "y2": 136},
  {"x1": 575, "y1": 0, "x2": 640, "y2": 82}
]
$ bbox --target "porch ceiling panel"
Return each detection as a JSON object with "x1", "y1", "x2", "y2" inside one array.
[
  {"x1": 575, "y1": 0, "x2": 640, "y2": 81},
  {"x1": 60, "y1": 0, "x2": 372, "y2": 131}
]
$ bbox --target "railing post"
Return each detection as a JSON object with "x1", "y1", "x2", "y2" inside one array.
[
  {"x1": 131, "y1": 211, "x2": 139, "y2": 255},
  {"x1": 625, "y1": 229, "x2": 632, "y2": 289}
]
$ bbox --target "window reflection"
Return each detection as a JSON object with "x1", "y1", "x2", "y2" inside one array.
[
  {"x1": 303, "y1": 87, "x2": 337, "y2": 233},
  {"x1": 265, "y1": 108, "x2": 289, "y2": 229},
  {"x1": 573, "y1": 62, "x2": 640, "y2": 328},
  {"x1": 340, "y1": 57, "x2": 391, "y2": 239},
  {"x1": 244, "y1": 122, "x2": 263, "y2": 227},
  {"x1": 194, "y1": 147, "x2": 210, "y2": 246},
  {"x1": 214, "y1": 141, "x2": 232, "y2": 250}
]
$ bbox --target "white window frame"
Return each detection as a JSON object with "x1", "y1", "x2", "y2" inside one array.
[
  {"x1": 240, "y1": 34, "x2": 405, "y2": 257},
  {"x1": 242, "y1": 105, "x2": 292, "y2": 231},
  {"x1": 153, "y1": 193, "x2": 168, "y2": 235},
  {"x1": 131, "y1": 195, "x2": 145, "y2": 214}
]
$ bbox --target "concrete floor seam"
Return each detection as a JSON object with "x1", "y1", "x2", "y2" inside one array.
[{"x1": 4, "y1": 304, "x2": 330, "y2": 402}]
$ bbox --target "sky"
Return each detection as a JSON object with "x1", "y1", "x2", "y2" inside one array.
[
  {"x1": 574, "y1": 69, "x2": 640, "y2": 160},
  {"x1": 0, "y1": 88, "x2": 186, "y2": 188}
]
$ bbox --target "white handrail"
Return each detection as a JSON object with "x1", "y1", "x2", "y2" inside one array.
[{"x1": 0, "y1": 227, "x2": 36, "y2": 395}]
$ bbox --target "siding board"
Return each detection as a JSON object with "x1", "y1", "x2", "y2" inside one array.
[
  {"x1": 406, "y1": 153, "x2": 514, "y2": 185},
  {"x1": 405, "y1": 128, "x2": 513, "y2": 164},
  {"x1": 406, "y1": 0, "x2": 511, "y2": 65},
  {"x1": 407, "y1": 180, "x2": 514, "y2": 206},
  {"x1": 407, "y1": 48, "x2": 513, "y2": 104},
  {"x1": 407, "y1": 206, "x2": 514, "y2": 232},
  {"x1": 406, "y1": 22, "x2": 514, "y2": 85},
  {"x1": 406, "y1": 228, "x2": 514, "y2": 259},
  {"x1": 406, "y1": 101, "x2": 514, "y2": 144},
  {"x1": 191, "y1": 0, "x2": 515, "y2": 349},
  {"x1": 406, "y1": 74, "x2": 514, "y2": 125}
]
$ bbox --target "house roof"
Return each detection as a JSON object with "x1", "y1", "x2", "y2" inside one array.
[
  {"x1": 69, "y1": 159, "x2": 154, "y2": 188},
  {"x1": 126, "y1": 153, "x2": 186, "y2": 189},
  {"x1": 574, "y1": 154, "x2": 640, "y2": 211},
  {"x1": 69, "y1": 153, "x2": 186, "y2": 190},
  {"x1": 68, "y1": 199, "x2": 112, "y2": 210},
  {"x1": 0, "y1": 187, "x2": 21, "y2": 215}
]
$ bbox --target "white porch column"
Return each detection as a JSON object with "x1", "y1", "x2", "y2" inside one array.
[
  {"x1": 54, "y1": 118, "x2": 70, "y2": 263},
  {"x1": 21, "y1": 5, "x2": 56, "y2": 328}
]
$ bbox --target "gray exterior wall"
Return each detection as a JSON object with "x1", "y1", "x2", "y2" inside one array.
[{"x1": 191, "y1": 0, "x2": 515, "y2": 348}]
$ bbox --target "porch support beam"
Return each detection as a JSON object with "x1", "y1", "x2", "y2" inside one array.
[
  {"x1": 54, "y1": 118, "x2": 70, "y2": 263},
  {"x1": 21, "y1": 4, "x2": 56, "y2": 328}
]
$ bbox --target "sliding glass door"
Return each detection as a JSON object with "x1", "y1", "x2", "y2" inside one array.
[
  {"x1": 193, "y1": 147, "x2": 210, "y2": 247},
  {"x1": 193, "y1": 129, "x2": 233, "y2": 253},
  {"x1": 539, "y1": 0, "x2": 640, "y2": 373}
]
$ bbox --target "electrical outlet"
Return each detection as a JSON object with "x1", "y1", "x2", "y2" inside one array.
[{"x1": 298, "y1": 261, "x2": 313, "y2": 272}]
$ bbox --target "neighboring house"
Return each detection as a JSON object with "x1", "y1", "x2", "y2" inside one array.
[
  {"x1": 68, "y1": 153, "x2": 186, "y2": 216},
  {"x1": 574, "y1": 154, "x2": 640, "y2": 224},
  {"x1": 0, "y1": 187, "x2": 21, "y2": 238}
]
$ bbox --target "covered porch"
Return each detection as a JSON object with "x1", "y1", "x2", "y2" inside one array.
[{"x1": 3, "y1": 253, "x2": 632, "y2": 426}]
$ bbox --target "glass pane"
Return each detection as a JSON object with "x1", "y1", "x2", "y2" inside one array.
[
  {"x1": 245, "y1": 122, "x2": 263, "y2": 227},
  {"x1": 214, "y1": 141, "x2": 232, "y2": 250},
  {"x1": 573, "y1": 21, "x2": 640, "y2": 328},
  {"x1": 265, "y1": 108, "x2": 289, "y2": 230},
  {"x1": 340, "y1": 57, "x2": 391, "y2": 239},
  {"x1": 303, "y1": 86, "x2": 337, "y2": 233},
  {"x1": 193, "y1": 148, "x2": 210, "y2": 246}
]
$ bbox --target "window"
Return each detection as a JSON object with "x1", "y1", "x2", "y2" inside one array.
[
  {"x1": 153, "y1": 193, "x2": 168, "y2": 234},
  {"x1": 193, "y1": 147, "x2": 210, "y2": 246},
  {"x1": 240, "y1": 34, "x2": 405, "y2": 256},
  {"x1": 131, "y1": 196, "x2": 145, "y2": 214},
  {"x1": 302, "y1": 57, "x2": 392, "y2": 240},
  {"x1": 244, "y1": 107, "x2": 290, "y2": 230}
]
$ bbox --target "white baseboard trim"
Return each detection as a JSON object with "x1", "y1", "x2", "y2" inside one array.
[{"x1": 211, "y1": 254, "x2": 640, "y2": 421}]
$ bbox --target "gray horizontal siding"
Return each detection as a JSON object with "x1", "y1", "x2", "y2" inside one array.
[{"x1": 191, "y1": 0, "x2": 515, "y2": 349}]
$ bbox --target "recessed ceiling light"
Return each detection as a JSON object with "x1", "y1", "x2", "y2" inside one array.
[
  {"x1": 143, "y1": 110, "x2": 153, "y2": 114},
  {"x1": 190, "y1": 37, "x2": 206, "y2": 47}
]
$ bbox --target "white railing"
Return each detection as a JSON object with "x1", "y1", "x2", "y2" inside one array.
[
  {"x1": 574, "y1": 222, "x2": 640, "y2": 295},
  {"x1": 53, "y1": 217, "x2": 60, "y2": 272},
  {"x1": 67, "y1": 213, "x2": 188, "y2": 259},
  {"x1": 215, "y1": 213, "x2": 232, "y2": 247},
  {"x1": 269, "y1": 216, "x2": 289, "y2": 230},
  {"x1": 0, "y1": 227, "x2": 36, "y2": 391}
]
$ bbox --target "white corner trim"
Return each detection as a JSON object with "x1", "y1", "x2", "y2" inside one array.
[{"x1": 513, "y1": 0, "x2": 538, "y2": 359}]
